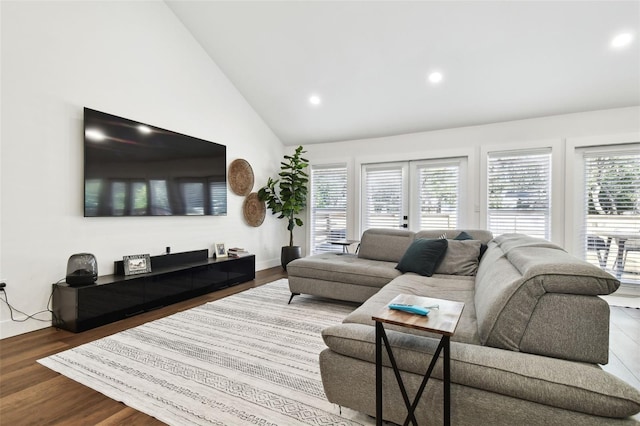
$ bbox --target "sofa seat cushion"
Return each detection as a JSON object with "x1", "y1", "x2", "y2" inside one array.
[
  {"x1": 343, "y1": 273, "x2": 480, "y2": 345},
  {"x1": 287, "y1": 254, "x2": 402, "y2": 288},
  {"x1": 321, "y1": 323, "x2": 640, "y2": 418}
]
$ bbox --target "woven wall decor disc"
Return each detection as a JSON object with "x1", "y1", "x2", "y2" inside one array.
[
  {"x1": 228, "y1": 159, "x2": 254, "y2": 196},
  {"x1": 243, "y1": 192, "x2": 266, "y2": 227}
]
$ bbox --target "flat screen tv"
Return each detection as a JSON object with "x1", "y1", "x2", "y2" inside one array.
[{"x1": 84, "y1": 108, "x2": 227, "y2": 217}]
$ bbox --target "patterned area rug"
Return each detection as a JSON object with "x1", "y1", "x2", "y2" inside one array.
[{"x1": 39, "y1": 279, "x2": 372, "y2": 425}]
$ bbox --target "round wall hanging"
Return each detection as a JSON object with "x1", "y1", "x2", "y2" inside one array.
[
  {"x1": 228, "y1": 159, "x2": 254, "y2": 196},
  {"x1": 243, "y1": 192, "x2": 266, "y2": 227}
]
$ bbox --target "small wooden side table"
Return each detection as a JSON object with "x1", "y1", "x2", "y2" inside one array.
[{"x1": 372, "y1": 294, "x2": 464, "y2": 426}]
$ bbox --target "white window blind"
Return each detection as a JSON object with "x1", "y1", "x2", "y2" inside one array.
[
  {"x1": 111, "y1": 181, "x2": 126, "y2": 216},
  {"x1": 581, "y1": 146, "x2": 640, "y2": 279},
  {"x1": 487, "y1": 149, "x2": 551, "y2": 239},
  {"x1": 180, "y1": 182, "x2": 205, "y2": 215},
  {"x1": 84, "y1": 179, "x2": 102, "y2": 216},
  {"x1": 130, "y1": 181, "x2": 148, "y2": 215},
  {"x1": 416, "y1": 161, "x2": 460, "y2": 229},
  {"x1": 310, "y1": 165, "x2": 347, "y2": 254},
  {"x1": 150, "y1": 180, "x2": 172, "y2": 215},
  {"x1": 209, "y1": 181, "x2": 227, "y2": 215},
  {"x1": 362, "y1": 164, "x2": 405, "y2": 230}
]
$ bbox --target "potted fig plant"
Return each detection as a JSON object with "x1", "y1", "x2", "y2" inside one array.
[{"x1": 258, "y1": 145, "x2": 309, "y2": 270}]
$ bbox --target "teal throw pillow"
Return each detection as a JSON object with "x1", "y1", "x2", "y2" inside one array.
[
  {"x1": 454, "y1": 231, "x2": 473, "y2": 240},
  {"x1": 479, "y1": 243, "x2": 488, "y2": 260},
  {"x1": 396, "y1": 238, "x2": 448, "y2": 277}
]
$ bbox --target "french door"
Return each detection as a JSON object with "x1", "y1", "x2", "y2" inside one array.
[
  {"x1": 578, "y1": 144, "x2": 640, "y2": 284},
  {"x1": 361, "y1": 158, "x2": 466, "y2": 232}
]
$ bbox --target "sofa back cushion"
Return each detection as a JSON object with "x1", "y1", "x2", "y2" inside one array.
[
  {"x1": 435, "y1": 240, "x2": 482, "y2": 275},
  {"x1": 357, "y1": 228, "x2": 415, "y2": 262},
  {"x1": 415, "y1": 229, "x2": 493, "y2": 244},
  {"x1": 396, "y1": 238, "x2": 448, "y2": 276},
  {"x1": 474, "y1": 233, "x2": 620, "y2": 363}
]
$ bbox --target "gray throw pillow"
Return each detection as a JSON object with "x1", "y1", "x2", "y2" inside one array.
[
  {"x1": 396, "y1": 238, "x2": 448, "y2": 277},
  {"x1": 435, "y1": 240, "x2": 482, "y2": 276}
]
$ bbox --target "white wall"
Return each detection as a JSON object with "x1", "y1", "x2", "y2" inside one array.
[
  {"x1": 0, "y1": 1, "x2": 286, "y2": 338},
  {"x1": 1, "y1": 2, "x2": 638, "y2": 340},
  {"x1": 302, "y1": 107, "x2": 640, "y2": 252}
]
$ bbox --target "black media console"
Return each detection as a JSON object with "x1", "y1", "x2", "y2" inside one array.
[{"x1": 52, "y1": 249, "x2": 255, "y2": 332}]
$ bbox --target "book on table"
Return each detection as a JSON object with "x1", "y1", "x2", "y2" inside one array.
[{"x1": 228, "y1": 247, "x2": 250, "y2": 257}]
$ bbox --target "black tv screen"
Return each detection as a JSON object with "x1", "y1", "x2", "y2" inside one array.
[{"x1": 84, "y1": 108, "x2": 227, "y2": 217}]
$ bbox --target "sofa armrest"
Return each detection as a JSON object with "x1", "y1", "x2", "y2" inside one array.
[{"x1": 518, "y1": 293, "x2": 610, "y2": 364}]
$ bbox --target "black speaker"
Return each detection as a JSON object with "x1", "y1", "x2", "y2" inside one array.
[{"x1": 66, "y1": 253, "x2": 98, "y2": 286}]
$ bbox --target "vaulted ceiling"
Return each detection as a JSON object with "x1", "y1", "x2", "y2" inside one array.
[{"x1": 166, "y1": 1, "x2": 640, "y2": 145}]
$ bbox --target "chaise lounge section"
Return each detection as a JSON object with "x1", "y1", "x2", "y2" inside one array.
[
  {"x1": 287, "y1": 228, "x2": 491, "y2": 304},
  {"x1": 287, "y1": 229, "x2": 640, "y2": 424}
]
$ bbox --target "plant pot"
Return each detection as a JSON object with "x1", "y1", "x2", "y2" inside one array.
[{"x1": 281, "y1": 246, "x2": 302, "y2": 270}]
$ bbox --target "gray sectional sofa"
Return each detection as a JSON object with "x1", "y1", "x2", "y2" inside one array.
[{"x1": 286, "y1": 228, "x2": 640, "y2": 425}]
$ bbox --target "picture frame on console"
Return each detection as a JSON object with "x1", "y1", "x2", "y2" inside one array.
[
  {"x1": 123, "y1": 254, "x2": 152, "y2": 275},
  {"x1": 215, "y1": 243, "x2": 227, "y2": 258}
]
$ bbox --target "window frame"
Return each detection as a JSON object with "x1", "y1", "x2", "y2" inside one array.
[
  {"x1": 309, "y1": 163, "x2": 349, "y2": 254},
  {"x1": 565, "y1": 133, "x2": 640, "y2": 260},
  {"x1": 409, "y1": 157, "x2": 467, "y2": 231},
  {"x1": 485, "y1": 147, "x2": 552, "y2": 239},
  {"x1": 480, "y1": 139, "x2": 563, "y2": 244},
  {"x1": 361, "y1": 161, "x2": 409, "y2": 231}
]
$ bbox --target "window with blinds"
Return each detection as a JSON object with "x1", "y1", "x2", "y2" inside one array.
[
  {"x1": 180, "y1": 182, "x2": 205, "y2": 215},
  {"x1": 105, "y1": 181, "x2": 148, "y2": 216},
  {"x1": 111, "y1": 181, "x2": 127, "y2": 216},
  {"x1": 130, "y1": 181, "x2": 148, "y2": 215},
  {"x1": 209, "y1": 181, "x2": 227, "y2": 216},
  {"x1": 362, "y1": 163, "x2": 406, "y2": 230},
  {"x1": 487, "y1": 149, "x2": 551, "y2": 239},
  {"x1": 310, "y1": 165, "x2": 347, "y2": 254},
  {"x1": 150, "y1": 180, "x2": 171, "y2": 215},
  {"x1": 415, "y1": 161, "x2": 460, "y2": 229},
  {"x1": 581, "y1": 146, "x2": 640, "y2": 279}
]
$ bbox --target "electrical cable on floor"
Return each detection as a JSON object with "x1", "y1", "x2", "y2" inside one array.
[{"x1": 0, "y1": 279, "x2": 63, "y2": 323}]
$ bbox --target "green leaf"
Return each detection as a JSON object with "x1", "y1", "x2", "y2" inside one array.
[{"x1": 259, "y1": 144, "x2": 310, "y2": 245}]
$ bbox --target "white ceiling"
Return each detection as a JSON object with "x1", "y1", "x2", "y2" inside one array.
[{"x1": 166, "y1": 1, "x2": 640, "y2": 146}]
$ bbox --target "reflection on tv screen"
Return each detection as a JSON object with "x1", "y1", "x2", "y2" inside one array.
[{"x1": 84, "y1": 108, "x2": 227, "y2": 217}]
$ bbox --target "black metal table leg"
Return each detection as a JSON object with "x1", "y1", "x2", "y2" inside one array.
[
  {"x1": 403, "y1": 337, "x2": 445, "y2": 426},
  {"x1": 376, "y1": 322, "x2": 383, "y2": 426},
  {"x1": 443, "y1": 336, "x2": 450, "y2": 426}
]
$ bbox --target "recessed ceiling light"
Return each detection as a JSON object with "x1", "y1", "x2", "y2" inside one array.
[
  {"x1": 309, "y1": 95, "x2": 321, "y2": 106},
  {"x1": 611, "y1": 32, "x2": 634, "y2": 49},
  {"x1": 427, "y1": 71, "x2": 443, "y2": 84},
  {"x1": 137, "y1": 125, "x2": 152, "y2": 134},
  {"x1": 85, "y1": 128, "x2": 106, "y2": 141}
]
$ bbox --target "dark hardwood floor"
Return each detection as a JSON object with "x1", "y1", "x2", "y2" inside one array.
[
  {"x1": 1, "y1": 267, "x2": 639, "y2": 424},
  {"x1": 0, "y1": 267, "x2": 286, "y2": 425}
]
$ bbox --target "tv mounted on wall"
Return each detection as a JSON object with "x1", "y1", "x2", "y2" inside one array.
[{"x1": 84, "y1": 108, "x2": 227, "y2": 217}]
